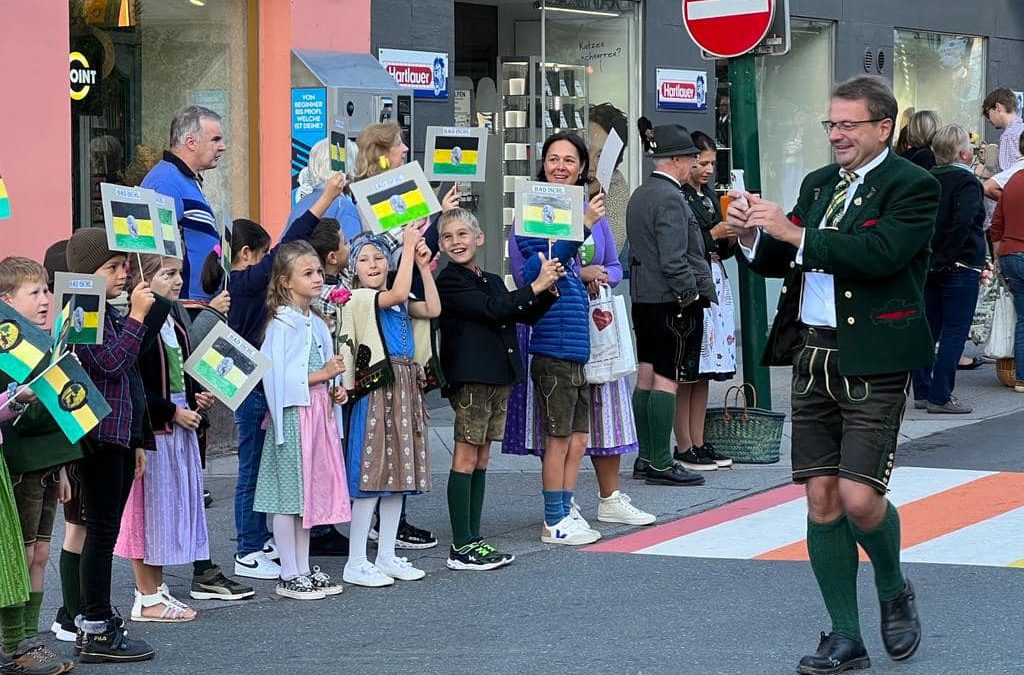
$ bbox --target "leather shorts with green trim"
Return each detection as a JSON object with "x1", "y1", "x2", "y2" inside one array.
[{"x1": 789, "y1": 325, "x2": 910, "y2": 494}]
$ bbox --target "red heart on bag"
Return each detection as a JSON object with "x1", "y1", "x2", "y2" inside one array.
[{"x1": 593, "y1": 308, "x2": 614, "y2": 331}]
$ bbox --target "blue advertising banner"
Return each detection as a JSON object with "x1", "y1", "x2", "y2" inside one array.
[
  {"x1": 379, "y1": 48, "x2": 449, "y2": 100},
  {"x1": 290, "y1": 87, "x2": 327, "y2": 204}
]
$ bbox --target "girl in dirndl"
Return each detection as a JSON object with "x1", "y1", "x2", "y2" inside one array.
[
  {"x1": 256, "y1": 241, "x2": 351, "y2": 601},
  {"x1": 676, "y1": 131, "x2": 737, "y2": 471},
  {"x1": 114, "y1": 255, "x2": 214, "y2": 622},
  {"x1": 338, "y1": 227, "x2": 441, "y2": 588}
]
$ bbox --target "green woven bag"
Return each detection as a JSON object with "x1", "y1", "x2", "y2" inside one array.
[{"x1": 703, "y1": 383, "x2": 785, "y2": 464}]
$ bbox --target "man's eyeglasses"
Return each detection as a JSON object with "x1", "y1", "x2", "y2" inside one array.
[{"x1": 820, "y1": 118, "x2": 888, "y2": 133}]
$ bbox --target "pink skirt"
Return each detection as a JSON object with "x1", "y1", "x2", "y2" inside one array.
[{"x1": 299, "y1": 384, "x2": 351, "y2": 528}]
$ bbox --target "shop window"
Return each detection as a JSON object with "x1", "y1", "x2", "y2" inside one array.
[
  {"x1": 755, "y1": 19, "x2": 834, "y2": 212},
  {"x1": 893, "y1": 30, "x2": 986, "y2": 140},
  {"x1": 71, "y1": 0, "x2": 250, "y2": 229}
]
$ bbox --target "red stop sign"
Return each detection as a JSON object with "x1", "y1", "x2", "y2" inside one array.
[{"x1": 682, "y1": 0, "x2": 775, "y2": 58}]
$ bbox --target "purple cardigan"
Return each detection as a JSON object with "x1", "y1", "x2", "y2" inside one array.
[{"x1": 508, "y1": 215, "x2": 621, "y2": 288}]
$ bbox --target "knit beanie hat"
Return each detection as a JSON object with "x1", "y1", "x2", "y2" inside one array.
[{"x1": 66, "y1": 228, "x2": 121, "y2": 274}]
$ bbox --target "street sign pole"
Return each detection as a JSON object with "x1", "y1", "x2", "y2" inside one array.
[{"x1": 728, "y1": 54, "x2": 772, "y2": 408}]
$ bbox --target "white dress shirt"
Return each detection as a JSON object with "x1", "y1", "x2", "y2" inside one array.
[{"x1": 740, "y1": 148, "x2": 889, "y2": 328}]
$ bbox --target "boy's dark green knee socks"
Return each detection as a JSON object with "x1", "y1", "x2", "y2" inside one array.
[{"x1": 807, "y1": 515, "x2": 862, "y2": 641}]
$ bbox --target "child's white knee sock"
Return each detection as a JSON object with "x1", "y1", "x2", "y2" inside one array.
[
  {"x1": 375, "y1": 494, "x2": 404, "y2": 563},
  {"x1": 295, "y1": 517, "x2": 311, "y2": 576},
  {"x1": 272, "y1": 514, "x2": 299, "y2": 580},
  {"x1": 348, "y1": 498, "x2": 378, "y2": 567}
]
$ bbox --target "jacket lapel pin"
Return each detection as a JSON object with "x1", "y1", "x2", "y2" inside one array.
[
  {"x1": 813, "y1": 188, "x2": 821, "y2": 200},
  {"x1": 854, "y1": 197, "x2": 863, "y2": 206}
]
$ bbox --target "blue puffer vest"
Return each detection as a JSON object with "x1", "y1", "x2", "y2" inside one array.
[{"x1": 515, "y1": 234, "x2": 590, "y2": 363}]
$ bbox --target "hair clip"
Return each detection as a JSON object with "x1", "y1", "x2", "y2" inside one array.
[
  {"x1": 378, "y1": 155, "x2": 390, "y2": 171},
  {"x1": 213, "y1": 244, "x2": 223, "y2": 257}
]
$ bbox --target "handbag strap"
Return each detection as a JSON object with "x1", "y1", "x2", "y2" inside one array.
[{"x1": 721, "y1": 383, "x2": 757, "y2": 421}]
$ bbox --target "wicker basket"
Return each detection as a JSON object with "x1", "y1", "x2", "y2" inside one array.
[
  {"x1": 703, "y1": 384, "x2": 785, "y2": 464},
  {"x1": 996, "y1": 358, "x2": 1016, "y2": 388}
]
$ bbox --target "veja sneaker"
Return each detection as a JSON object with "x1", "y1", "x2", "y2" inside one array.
[
  {"x1": 308, "y1": 566, "x2": 344, "y2": 596},
  {"x1": 234, "y1": 550, "x2": 281, "y2": 580},
  {"x1": 597, "y1": 490, "x2": 656, "y2": 526},
  {"x1": 376, "y1": 556, "x2": 426, "y2": 581},
  {"x1": 541, "y1": 514, "x2": 600, "y2": 546},
  {"x1": 275, "y1": 575, "x2": 325, "y2": 601},
  {"x1": 569, "y1": 498, "x2": 602, "y2": 540},
  {"x1": 343, "y1": 560, "x2": 395, "y2": 587}
]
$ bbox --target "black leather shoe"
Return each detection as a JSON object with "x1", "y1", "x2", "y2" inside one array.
[
  {"x1": 632, "y1": 457, "x2": 650, "y2": 479},
  {"x1": 644, "y1": 464, "x2": 706, "y2": 486},
  {"x1": 309, "y1": 525, "x2": 349, "y2": 557},
  {"x1": 880, "y1": 581, "x2": 921, "y2": 661},
  {"x1": 797, "y1": 632, "x2": 871, "y2": 674}
]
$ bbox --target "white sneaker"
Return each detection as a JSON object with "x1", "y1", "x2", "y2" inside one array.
[
  {"x1": 342, "y1": 560, "x2": 395, "y2": 587},
  {"x1": 234, "y1": 550, "x2": 281, "y2": 580},
  {"x1": 541, "y1": 514, "x2": 600, "y2": 546},
  {"x1": 569, "y1": 498, "x2": 602, "y2": 540},
  {"x1": 375, "y1": 555, "x2": 426, "y2": 581},
  {"x1": 262, "y1": 538, "x2": 280, "y2": 562},
  {"x1": 597, "y1": 490, "x2": 656, "y2": 526}
]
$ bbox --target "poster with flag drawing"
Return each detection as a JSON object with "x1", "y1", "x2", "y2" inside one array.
[
  {"x1": 513, "y1": 181, "x2": 585, "y2": 241},
  {"x1": 152, "y1": 192, "x2": 183, "y2": 259},
  {"x1": 100, "y1": 183, "x2": 162, "y2": 254},
  {"x1": 184, "y1": 322, "x2": 270, "y2": 410},
  {"x1": 53, "y1": 273, "x2": 107, "y2": 346},
  {"x1": 424, "y1": 126, "x2": 488, "y2": 182},
  {"x1": 348, "y1": 161, "x2": 442, "y2": 234}
]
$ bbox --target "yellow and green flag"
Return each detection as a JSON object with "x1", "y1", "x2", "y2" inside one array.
[
  {"x1": 0, "y1": 171, "x2": 10, "y2": 219},
  {"x1": 66, "y1": 294, "x2": 100, "y2": 345},
  {"x1": 432, "y1": 135, "x2": 479, "y2": 176},
  {"x1": 0, "y1": 302, "x2": 51, "y2": 382},
  {"x1": 330, "y1": 131, "x2": 346, "y2": 172},
  {"x1": 157, "y1": 205, "x2": 179, "y2": 258},
  {"x1": 29, "y1": 352, "x2": 111, "y2": 443},
  {"x1": 50, "y1": 302, "x2": 72, "y2": 365},
  {"x1": 522, "y1": 201, "x2": 573, "y2": 239},
  {"x1": 195, "y1": 337, "x2": 253, "y2": 399},
  {"x1": 110, "y1": 200, "x2": 157, "y2": 251},
  {"x1": 368, "y1": 180, "x2": 431, "y2": 232}
]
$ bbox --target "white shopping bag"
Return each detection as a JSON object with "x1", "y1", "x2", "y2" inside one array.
[
  {"x1": 585, "y1": 287, "x2": 636, "y2": 384},
  {"x1": 984, "y1": 278, "x2": 1016, "y2": 359}
]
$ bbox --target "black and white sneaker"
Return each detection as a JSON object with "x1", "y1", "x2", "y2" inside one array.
[
  {"x1": 673, "y1": 445, "x2": 718, "y2": 471},
  {"x1": 50, "y1": 607, "x2": 77, "y2": 642},
  {"x1": 396, "y1": 518, "x2": 438, "y2": 549},
  {"x1": 446, "y1": 541, "x2": 514, "y2": 571},
  {"x1": 275, "y1": 575, "x2": 325, "y2": 601},
  {"x1": 79, "y1": 617, "x2": 155, "y2": 663},
  {"x1": 699, "y1": 442, "x2": 732, "y2": 468}
]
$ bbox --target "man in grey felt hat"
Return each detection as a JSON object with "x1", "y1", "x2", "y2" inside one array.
[{"x1": 625, "y1": 123, "x2": 717, "y2": 487}]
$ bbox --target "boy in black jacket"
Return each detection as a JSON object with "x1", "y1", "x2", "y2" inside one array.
[{"x1": 436, "y1": 208, "x2": 563, "y2": 570}]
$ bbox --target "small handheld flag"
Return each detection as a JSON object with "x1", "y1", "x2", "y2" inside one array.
[
  {"x1": 367, "y1": 181, "x2": 432, "y2": 232},
  {"x1": 28, "y1": 352, "x2": 111, "y2": 443},
  {"x1": 0, "y1": 302, "x2": 52, "y2": 382},
  {"x1": 50, "y1": 301, "x2": 72, "y2": 365},
  {"x1": 0, "y1": 171, "x2": 10, "y2": 219}
]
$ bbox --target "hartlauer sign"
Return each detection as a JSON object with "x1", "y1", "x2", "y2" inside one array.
[{"x1": 682, "y1": 0, "x2": 775, "y2": 58}]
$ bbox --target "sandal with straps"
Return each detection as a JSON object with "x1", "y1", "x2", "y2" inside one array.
[{"x1": 130, "y1": 588, "x2": 197, "y2": 623}]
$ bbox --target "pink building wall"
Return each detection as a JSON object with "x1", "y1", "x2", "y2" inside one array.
[{"x1": 0, "y1": 3, "x2": 72, "y2": 262}]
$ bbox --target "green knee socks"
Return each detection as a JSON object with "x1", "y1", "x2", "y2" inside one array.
[
  {"x1": 447, "y1": 471, "x2": 473, "y2": 548},
  {"x1": 21, "y1": 591, "x2": 42, "y2": 641},
  {"x1": 469, "y1": 469, "x2": 486, "y2": 543},
  {"x1": 647, "y1": 390, "x2": 677, "y2": 470},
  {"x1": 849, "y1": 501, "x2": 906, "y2": 601},
  {"x1": 631, "y1": 388, "x2": 652, "y2": 461},
  {"x1": 807, "y1": 515, "x2": 862, "y2": 641},
  {"x1": 59, "y1": 549, "x2": 81, "y2": 620},
  {"x1": 0, "y1": 603, "x2": 24, "y2": 653}
]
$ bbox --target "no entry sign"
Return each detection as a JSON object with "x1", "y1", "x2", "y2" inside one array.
[{"x1": 682, "y1": 0, "x2": 775, "y2": 58}]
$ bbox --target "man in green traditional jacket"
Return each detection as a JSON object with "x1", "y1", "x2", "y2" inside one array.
[{"x1": 726, "y1": 75, "x2": 938, "y2": 674}]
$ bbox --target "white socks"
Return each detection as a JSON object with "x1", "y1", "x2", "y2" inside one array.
[
  {"x1": 376, "y1": 494, "x2": 403, "y2": 563},
  {"x1": 272, "y1": 514, "x2": 311, "y2": 580},
  {"x1": 348, "y1": 497, "x2": 378, "y2": 567}
]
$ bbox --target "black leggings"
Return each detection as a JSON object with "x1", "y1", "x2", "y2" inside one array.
[{"x1": 79, "y1": 440, "x2": 134, "y2": 622}]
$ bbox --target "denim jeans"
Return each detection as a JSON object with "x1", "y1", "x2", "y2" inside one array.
[
  {"x1": 911, "y1": 267, "x2": 980, "y2": 404},
  {"x1": 999, "y1": 253, "x2": 1024, "y2": 380},
  {"x1": 234, "y1": 388, "x2": 271, "y2": 556}
]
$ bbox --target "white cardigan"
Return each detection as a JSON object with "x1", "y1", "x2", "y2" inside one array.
[{"x1": 261, "y1": 305, "x2": 340, "y2": 445}]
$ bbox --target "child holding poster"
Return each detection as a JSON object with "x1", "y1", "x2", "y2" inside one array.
[
  {"x1": 0, "y1": 257, "x2": 78, "y2": 675},
  {"x1": 337, "y1": 227, "x2": 441, "y2": 587},
  {"x1": 114, "y1": 254, "x2": 253, "y2": 624},
  {"x1": 256, "y1": 241, "x2": 350, "y2": 600},
  {"x1": 199, "y1": 174, "x2": 344, "y2": 582}
]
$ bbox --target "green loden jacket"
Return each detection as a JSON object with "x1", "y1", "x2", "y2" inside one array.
[{"x1": 740, "y1": 150, "x2": 940, "y2": 376}]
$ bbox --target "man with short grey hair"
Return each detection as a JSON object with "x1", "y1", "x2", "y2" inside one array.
[{"x1": 141, "y1": 105, "x2": 226, "y2": 301}]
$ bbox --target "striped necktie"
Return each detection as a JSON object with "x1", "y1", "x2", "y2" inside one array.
[{"x1": 822, "y1": 170, "x2": 858, "y2": 229}]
